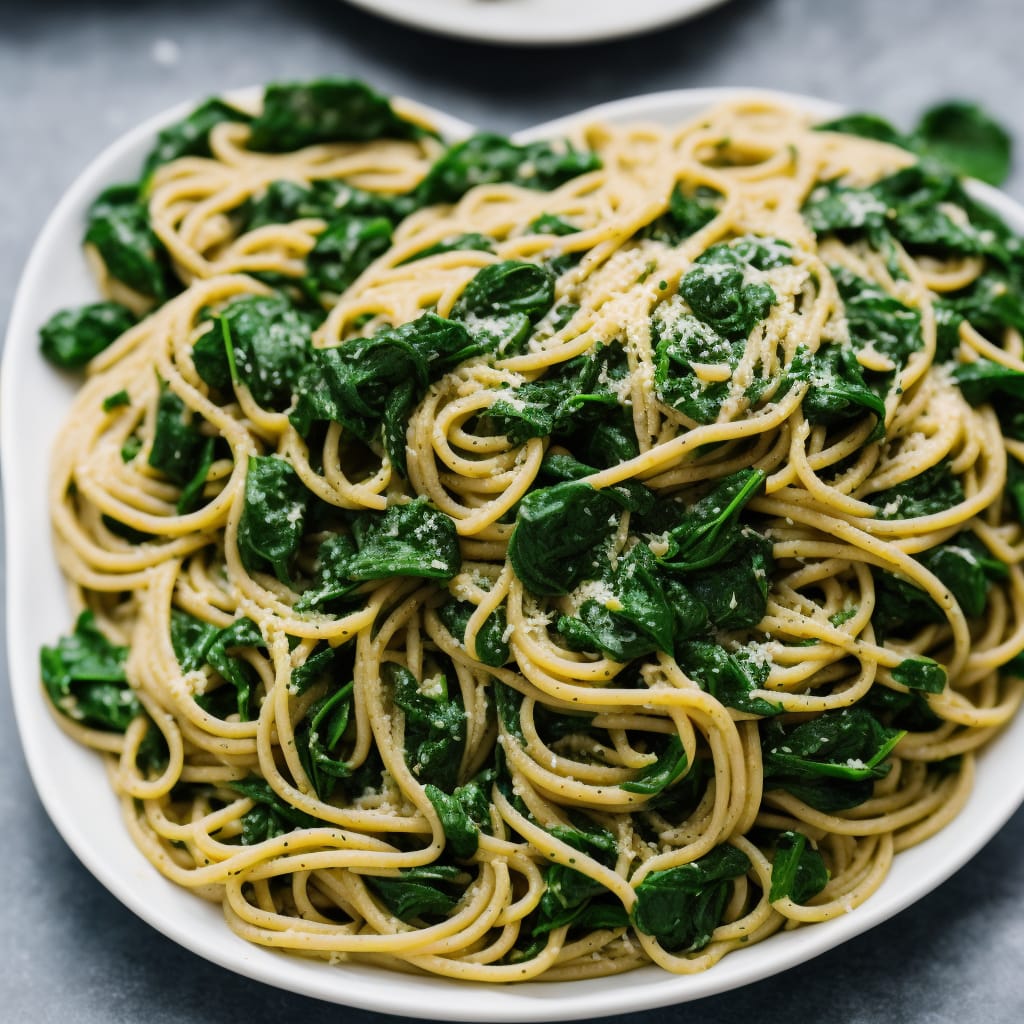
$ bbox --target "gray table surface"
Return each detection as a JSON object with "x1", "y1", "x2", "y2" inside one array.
[{"x1": 3, "y1": 0, "x2": 1024, "y2": 1020}]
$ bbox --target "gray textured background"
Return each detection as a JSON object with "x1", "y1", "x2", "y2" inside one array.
[{"x1": 2, "y1": 0, "x2": 1024, "y2": 1020}]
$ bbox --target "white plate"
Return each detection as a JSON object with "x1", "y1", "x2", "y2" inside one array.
[
  {"x1": 341, "y1": 0, "x2": 730, "y2": 46},
  {"x1": 5, "y1": 87, "x2": 1024, "y2": 1022}
]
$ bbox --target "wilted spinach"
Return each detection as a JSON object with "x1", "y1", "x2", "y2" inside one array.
[
  {"x1": 248, "y1": 79, "x2": 425, "y2": 152},
  {"x1": 761, "y1": 708, "x2": 905, "y2": 812},
  {"x1": 237, "y1": 455, "x2": 309, "y2": 584},
  {"x1": 40, "y1": 610, "x2": 139, "y2": 731},
  {"x1": 39, "y1": 301, "x2": 136, "y2": 369},
  {"x1": 385, "y1": 662, "x2": 466, "y2": 791},
  {"x1": 631, "y1": 845, "x2": 751, "y2": 952},
  {"x1": 193, "y1": 294, "x2": 322, "y2": 409},
  {"x1": 768, "y1": 830, "x2": 829, "y2": 904},
  {"x1": 414, "y1": 134, "x2": 600, "y2": 207},
  {"x1": 84, "y1": 185, "x2": 170, "y2": 301}
]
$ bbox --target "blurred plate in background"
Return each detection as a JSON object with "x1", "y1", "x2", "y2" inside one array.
[{"x1": 340, "y1": 0, "x2": 730, "y2": 45}]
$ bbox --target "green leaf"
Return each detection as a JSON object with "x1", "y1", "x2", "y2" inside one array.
[
  {"x1": 425, "y1": 774, "x2": 493, "y2": 859},
  {"x1": 142, "y1": 97, "x2": 251, "y2": 181},
  {"x1": 306, "y1": 215, "x2": 393, "y2": 295},
  {"x1": 869, "y1": 462, "x2": 964, "y2": 520},
  {"x1": 180, "y1": 615, "x2": 264, "y2": 721},
  {"x1": 401, "y1": 232, "x2": 494, "y2": 264},
  {"x1": 761, "y1": 708, "x2": 905, "y2": 812},
  {"x1": 679, "y1": 237, "x2": 786, "y2": 341},
  {"x1": 656, "y1": 469, "x2": 767, "y2": 573},
  {"x1": 148, "y1": 382, "x2": 210, "y2": 489},
  {"x1": 385, "y1": 662, "x2": 466, "y2": 791},
  {"x1": 438, "y1": 599, "x2": 509, "y2": 667},
  {"x1": 296, "y1": 681, "x2": 355, "y2": 800},
  {"x1": 194, "y1": 294, "x2": 321, "y2": 409},
  {"x1": 509, "y1": 480, "x2": 652, "y2": 597},
  {"x1": 84, "y1": 184, "x2": 169, "y2": 300},
  {"x1": 230, "y1": 775, "x2": 321, "y2": 844},
  {"x1": 40, "y1": 610, "x2": 138, "y2": 732},
  {"x1": 558, "y1": 544, "x2": 677, "y2": 662},
  {"x1": 816, "y1": 113, "x2": 908, "y2": 148},
  {"x1": 677, "y1": 642, "x2": 782, "y2": 717},
  {"x1": 620, "y1": 735, "x2": 688, "y2": 794},
  {"x1": 631, "y1": 845, "x2": 751, "y2": 952},
  {"x1": 40, "y1": 302, "x2": 135, "y2": 369},
  {"x1": 768, "y1": 831, "x2": 829, "y2": 904},
  {"x1": 248, "y1": 79, "x2": 425, "y2": 152},
  {"x1": 237, "y1": 455, "x2": 309, "y2": 584},
  {"x1": 414, "y1": 133, "x2": 600, "y2": 207},
  {"x1": 892, "y1": 658, "x2": 947, "y2": 694},
  {"x1": 916, "y1": 102, "x2": 1011, "y2": 186},
  {"x1": 344, "y1": 499, "x2": 460, "y2": 582},
  {"x1": 365, "y1": 865, "x2": 463, "y2": 921},
  {"x1": 643, "y1": 184, "x2": 723, "y2": 244}
]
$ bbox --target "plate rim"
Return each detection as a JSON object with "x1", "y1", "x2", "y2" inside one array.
[
  {"x1": 5, "y1": 85, "x2": 1024, "y2": 1022},
  {"x1": 340, "y1": 0, "x2": 730, "y2": 47}
]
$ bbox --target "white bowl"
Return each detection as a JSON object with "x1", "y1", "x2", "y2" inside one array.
[{"x1": 5, "y1": 87, "x2": 1024, "y2": 1022}]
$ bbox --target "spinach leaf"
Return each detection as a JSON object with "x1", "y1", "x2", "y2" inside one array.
[
  {"x1": 248, "y1": 79, "x2": 425, "y2": 152},
  {"x1": 402, "y1": 232, "x2": 494, "y2": 263},
  {"x1": 296, "y1": 681, "x2": 354, "y2": 799},
  {"x1": 488, "y1": 344, "x2": 630, "y2": 447},
  {"x1": 508, "y1": 479, "x2": 652, "y2": 596},
  {"x1": 386, "y1": 662, "x2": 466, "y2": 791},
  {"x1": 530, "y1": 822, "x2": 622, "y2": 939},
  {"x1": 438, "y1": 598, "x2": 509, "y2": 667},
  {"x1": 620, "y1": 735, "x2": 688, "y2": 795},
  {"x1": 656, "y1": 469, "x2": 767, "y2": 574},
  {"x1": 643, "y1": 184, "x2": 723, "y2": 244},
  {"x1": 172, "y1": 611, "x2": 264, "y2": 720},
  {"x1": 653, "y1": 313, "x2": 739, "y2": 424},
  {"x1": 230, "y1": 775, "x2": 321, "y2": 844},
  {"x1": 451, "y1": 260, "x2": 556, "y2": 356},
  {"x1": 679, "y1": 237, "x2": 787, "y2": 340},
  {"x1": 40, "y1": 610, "x2": 139, "y2": 732},
  {"x1": 343, "y1": 499, "x2": 460, "y2": 582},
  {"x1": 414, "y1": 134, "x2": 600, "y2": 207},
  {"x1": 84, "y1": 185, "x2": 169, "y2": 300},
  {"x1": 818, "y1": 102, "x2": 1011, "y2": 186},
  {"x1": 631, "y1": 845, "x2": 751, "y2": 952},
  {"x1": 869, "y1": 462, "x2": 964, "y2": 520},
  {"x1": 142, "y1": 98, "x2": 251, "y2": 181},
  {"x1": 245, "y1": 178, "x2": 410, "y2": 230},
  {"x1": 832, "y1": 266, "x2": 923, "y2": 365},
  {"x1": 291, "y1": 312, "x2": 479, "y2": 473},
  {"x1": 294, "y1": 535, "x2": 362, "y2": 613},
  {"x1": 677, "y1": 642, "x2": 782, "y2": 717},
  {"x1": 915, "y1": 102, "x2": 1011, "y2": 186},
  {"x1": 952, "y1": 358, "x2": 1024, "y2": 439},
  {"x1": 237, "y1": 455, "x2": 309, "y2": 584},
  {"x1": 194, "y1": 294, "x2": 321, "y2": 408},
  {"x1": 39, "y1": 301, "x2": 135, "y2": 369},
  {"x1": 424, "y1": 772, "x2": 493, "y2": 859},
  {"x1": 816, "y1": 113, "x2": 908, "y2": 148},
  {"x1": 365, "y1": 864, "x2": 464, "y2": 921},
  {"x1": 558, "y1": 544, "x2": 678, "y2": 661},
  {"x1": 148, "y1": 382, "x2": 215, "y2": 512},
  {"x1": 686, "y1": 532, "x2": 773, "y2": 631},
  {"x1": 892, "y1": 658, "x2": 947, "y2": 694},
  {"x1": 768, "y1": 831, "x2": 829, "y2": 904},
  {"x1": 761, "y1": 708, "x2": 905, "y2": 812},
  {"x1": 306, "y1": 215, "x2": 393, "y2": 295},
  {"x1": 799, "y1": 344, "x2": 887, "y2": 437}
]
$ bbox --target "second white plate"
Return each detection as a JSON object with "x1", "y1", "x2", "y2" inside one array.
[{"x1": 341, "y1": 0, "x2": 730, "y2": 46}]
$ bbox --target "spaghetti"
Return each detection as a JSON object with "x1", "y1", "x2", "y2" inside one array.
[{"x1": 40, "y1": 83, "x2": 1024, "y2": 982}]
